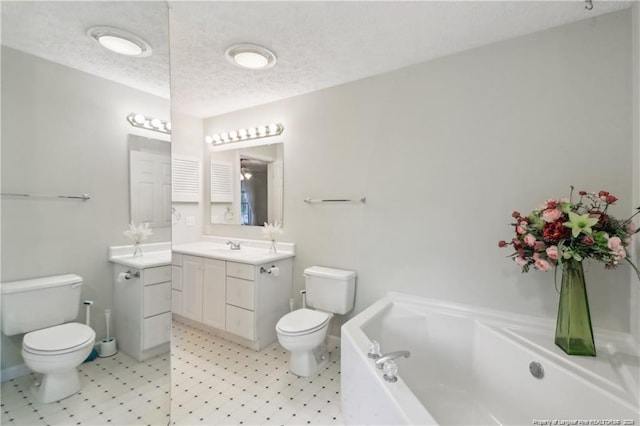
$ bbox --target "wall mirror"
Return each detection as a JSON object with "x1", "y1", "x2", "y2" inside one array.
[
  {"x1": 1, "y1": 2, "x2": 171, "y2": 424},
  {"x1": 208, "y1": 142, "x2": 283, "y2": 226},
  {"x1": 128, "y1": 135, "x2": 172, "y2": 228}
]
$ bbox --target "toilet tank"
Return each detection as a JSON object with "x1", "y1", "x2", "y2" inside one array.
[
  {"x1": 304, "y1": 266, "x2": 357, "y2": 314},
  {"x1": 0, "y1": 274, "x2": 84, "y2": 336}
]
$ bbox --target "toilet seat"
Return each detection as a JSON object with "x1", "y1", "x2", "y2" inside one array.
[
  {"x1": 23, "y1": 322, "x2": 95, "y2": 355},
  {"x1": 276, "y1": 308, "x2": 331, "y2": 336}
]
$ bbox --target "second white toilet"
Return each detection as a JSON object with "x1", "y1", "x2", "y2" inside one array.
[
  {"x1": 1, "y1": 274, "x2": 96, "y2": 403},
  {"x1": 276, "y1": 266, "x2": 356, "y2": 377}
]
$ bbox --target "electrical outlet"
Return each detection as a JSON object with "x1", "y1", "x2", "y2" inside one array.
[{"x1": 186, "y1": 216, "x2": 195, "y2": 226}]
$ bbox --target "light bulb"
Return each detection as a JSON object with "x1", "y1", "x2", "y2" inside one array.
[
  {"x1": 133, "y1": 114, "x2": 146, "y2": 124},
  {"x1": 165, "y1": 122, "x2": 172, "y2": 132},
  {"x1": 248, "y1": 128, "x2": 257, "y2": 137},
  {"x1": 212, "y1": 134, "x2": 221, "y2": 143},
  {"x1": 98, "y1": 35, "x2": 143, "y2": 56},
  {"x1": 258, "y1": 126, "x2": 267, "y2": 136},
  {"x1": 229, "y1": 130, "x2": 238, "y2": 140},
  {"x1": 205, "y1": 135, "x2": 213, "y2": 144},
  {"x1": 221, "y1": 132, "x2": 229, "y2": 141},
  {"x1": 268, "y1": 123, "x2": 279, "y2": 134},
  {"x1": 238, "y1": 129, "x2": 248, "y2": 138},
  {"x1": 244, "y1": 172, "x2": 252, "y2": 180},
  {"x1": 151, "y1": 118, "x2": 162, "y2": 129}
]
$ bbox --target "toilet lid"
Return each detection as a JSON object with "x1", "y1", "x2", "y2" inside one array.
[
  {"x1": 276, "y1": 309, "x2": 330, "y2": 335},
  {"x1": 23, "y1": 322, "x2": 95, "y2": 354}
]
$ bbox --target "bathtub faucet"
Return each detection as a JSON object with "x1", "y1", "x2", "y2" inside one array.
[{"x1": 375, "y1": 350, "x2": 410, "y2": 369}]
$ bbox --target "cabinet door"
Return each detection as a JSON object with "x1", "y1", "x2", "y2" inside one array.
[
  {"x1": 181, "y1": 255, "x2": 203, "y2": 321},
  {"x1": 202, "y1": 258, "x2": 226, "y2": 329},
  {"x1": 172, "y1": 265, "x2": 183, "y2": 290},
  {"x1": 172, "y1": 289, "x2": 183, "y2": 315}
]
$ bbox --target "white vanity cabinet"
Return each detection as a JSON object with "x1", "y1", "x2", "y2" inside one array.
[
  {"x1": 112, "y1": 263, "x2": 172, "y2": 361},
  {"x1": 177, "y1": 255, "x2": 226, "y2": 330},
  {"x1": 172, "y1": 252, "x2": 293, "y2": 351}
]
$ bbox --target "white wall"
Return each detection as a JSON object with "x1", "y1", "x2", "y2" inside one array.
[
  {"x1": 1, "y1": 47, "x2": 170, "y2": 370},
  {"x1": 200, "y1": 10, "x2": 634, "y2": 334}
]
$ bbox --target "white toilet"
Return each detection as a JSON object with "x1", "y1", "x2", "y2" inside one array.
[
  {"x1": 1, "y1": 274, "x2": 96, "y2": 403},
  {"x1": 276, "y1": 266, "x2": 356, "y2": 377}
]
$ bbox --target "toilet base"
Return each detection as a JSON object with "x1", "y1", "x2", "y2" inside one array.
[
  {"x1": 30, "y1": 369, "x2": 81, "y2": 403},
  {"x1": 289, "y1": 343, "x2": 330, "y2": 377}
]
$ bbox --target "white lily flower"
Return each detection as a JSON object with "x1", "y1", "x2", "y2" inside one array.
[
  {"x1": 262, "y1": 222, "x2": 282, "y2": 242},
  {"x1": 123, "y1": 222, "x2": 153, "y2": 244}
]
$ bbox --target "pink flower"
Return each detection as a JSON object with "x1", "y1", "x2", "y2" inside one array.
[
  {"x1": 546, "y1": 246, "x2": 559, "y2": 260},
  {"x1": 516, "y1": 226, "x2": 526, "y2": 235},
  {"x1": 534, "y1": 259, "x2": 552, "y2": 271},
  {"x1": 614, "y1": 248, "x2": 627, "y2": 260},
  {"x1": 524, "y1": 233, "x2": 536, "y2": 247},
  {"x1": 534, "y1": 241, "x2": 546, "y2": 251},
  {"x1": 627, "y1": 222, "x2": 637, "y2": 234},
  {"x1": 608, "y1": 236, "x2": 623, "y2": 250},
  {"x1": 514, "y1": 256, "x2": 528, "y2": 266},
  {"x1": 542, "y1": 208, "x2": 562, "y2": 223}
]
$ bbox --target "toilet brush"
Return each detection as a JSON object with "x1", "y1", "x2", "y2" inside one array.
[
  {"x1": 98, "y1": 309, "x2": 117, "y2": 357},
  {"x1": 83, "y1": 300, "x2": 99, "y2": 362}
]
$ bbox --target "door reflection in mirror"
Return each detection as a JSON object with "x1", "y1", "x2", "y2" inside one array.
[
  {"x1": 210, "y1": 142, "x2": 283, "y2": 227},
  {"x1": 128, "y1": 135, "x2": 171, "y2": 228}
]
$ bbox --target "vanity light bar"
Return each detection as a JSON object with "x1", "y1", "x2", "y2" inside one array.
[
  {"x1": 205, "y1": 123, "x2": 283, "y2": 145},
  {"x1": 126, "y1": 113, "x2": 172, "y2": 135}
]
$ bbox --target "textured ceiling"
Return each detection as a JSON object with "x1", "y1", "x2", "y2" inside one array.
[
  {"x1": 1, "y1": 1, "x2": 170, "y2": 99},
  {"x1": 1, "y1": 1, "x2": 634, "y2": 119}
]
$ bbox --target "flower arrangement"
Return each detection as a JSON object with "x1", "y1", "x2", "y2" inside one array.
[
  {"x1": 124, "y1": 222, "x2": 153, "y2": 256},
  {"x1": 262, "y1": 222, "x2": 283, "y2": 254},
  {"x1": 499, "y1": 187, "x2": 639, "y2": 276}
]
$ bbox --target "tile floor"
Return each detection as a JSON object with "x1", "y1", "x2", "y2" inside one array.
[
  {"x1": 1, "y1": 351, "x2": 170, "y2": 425},
  {"x1": 171, "y1": 320, "x2": 344, "y2": 426},
  {"x1": 2, "y1": 320, "x2": 344, "y2": 426}
]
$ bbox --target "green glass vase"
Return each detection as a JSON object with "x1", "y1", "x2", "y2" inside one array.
[{"x1": 554, "y1": 259, "x2": 596, "y2": 356}]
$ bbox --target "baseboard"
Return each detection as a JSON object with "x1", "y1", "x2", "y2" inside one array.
[{"x1": 1, "y1": 363, "x2": 30, "y2": 382}]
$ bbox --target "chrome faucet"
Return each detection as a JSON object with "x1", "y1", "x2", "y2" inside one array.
[
  {"x1": 226, "y1": 240, "x2": 242, "y2": 250},
  {"x1": 375, "y1": 350, "x2": 410, "y2": 369}
]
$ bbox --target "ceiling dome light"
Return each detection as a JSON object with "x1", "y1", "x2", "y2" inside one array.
[
  {"x1": 87, "y1": 26, "x2": 152, "y2": 57},
  {"x1": 225, "y1": 43, "x2": 277, "y2": 70}
]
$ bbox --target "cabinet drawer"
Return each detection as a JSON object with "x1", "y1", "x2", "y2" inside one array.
[
  {"x1": 226, "y1": 262, "x2": 254, "y2": 281},
  {"x1": 144, "y1": 266, "x2": 172, "y2": 285},
  {"x1": 144, "y1": 282, "x2": 172, "y2": 317},
  {"x1": 226, "y1": 277, "x2": 254, "y2": 310},
  {"x1": 143, "y1": 312, "x2": 171, "y2": 350},
  {"x1": 225, "y1": 305, "x2": 255, "y2": 341},
  {"x1": 171, "y1": 266, "x2": 182, "y2": 290}
]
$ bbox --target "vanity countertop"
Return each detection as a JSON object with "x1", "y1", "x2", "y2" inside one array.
[
  {"x1": 172, "y1": 241, "x2": 294, "y2": 265},
  {"x1": 108, "y1": 242, "x2": 172, "y2": 269}
]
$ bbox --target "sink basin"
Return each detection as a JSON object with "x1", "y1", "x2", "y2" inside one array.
[{"x1": 206, "y1": 247, "x2": 270, "y2": 259}]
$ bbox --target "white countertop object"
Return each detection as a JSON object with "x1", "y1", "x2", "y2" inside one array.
[
  {"x1": 108, "y1": 242, "x2": 172, "y2": 268},
  {"x1": 172, "y1": 237, "x2": 295, "y2": 265}
]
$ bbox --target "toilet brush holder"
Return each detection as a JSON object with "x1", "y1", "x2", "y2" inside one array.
[{"x1": 98, "y1": 337, "x2": 117, "y2": 357}]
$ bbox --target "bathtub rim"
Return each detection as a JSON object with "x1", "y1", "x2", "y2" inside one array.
[{"x1": 341, "y1": 291, "x2": 640, "y2": 424}]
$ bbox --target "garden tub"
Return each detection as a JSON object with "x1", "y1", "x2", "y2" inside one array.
[{"x1": 341, "y1": 292, "x2": 639, "y2": 425}]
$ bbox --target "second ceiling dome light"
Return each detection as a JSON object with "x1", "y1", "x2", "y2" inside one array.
[{"x1": 225, "y1": 43, "x2": 277, "y2": 70}]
